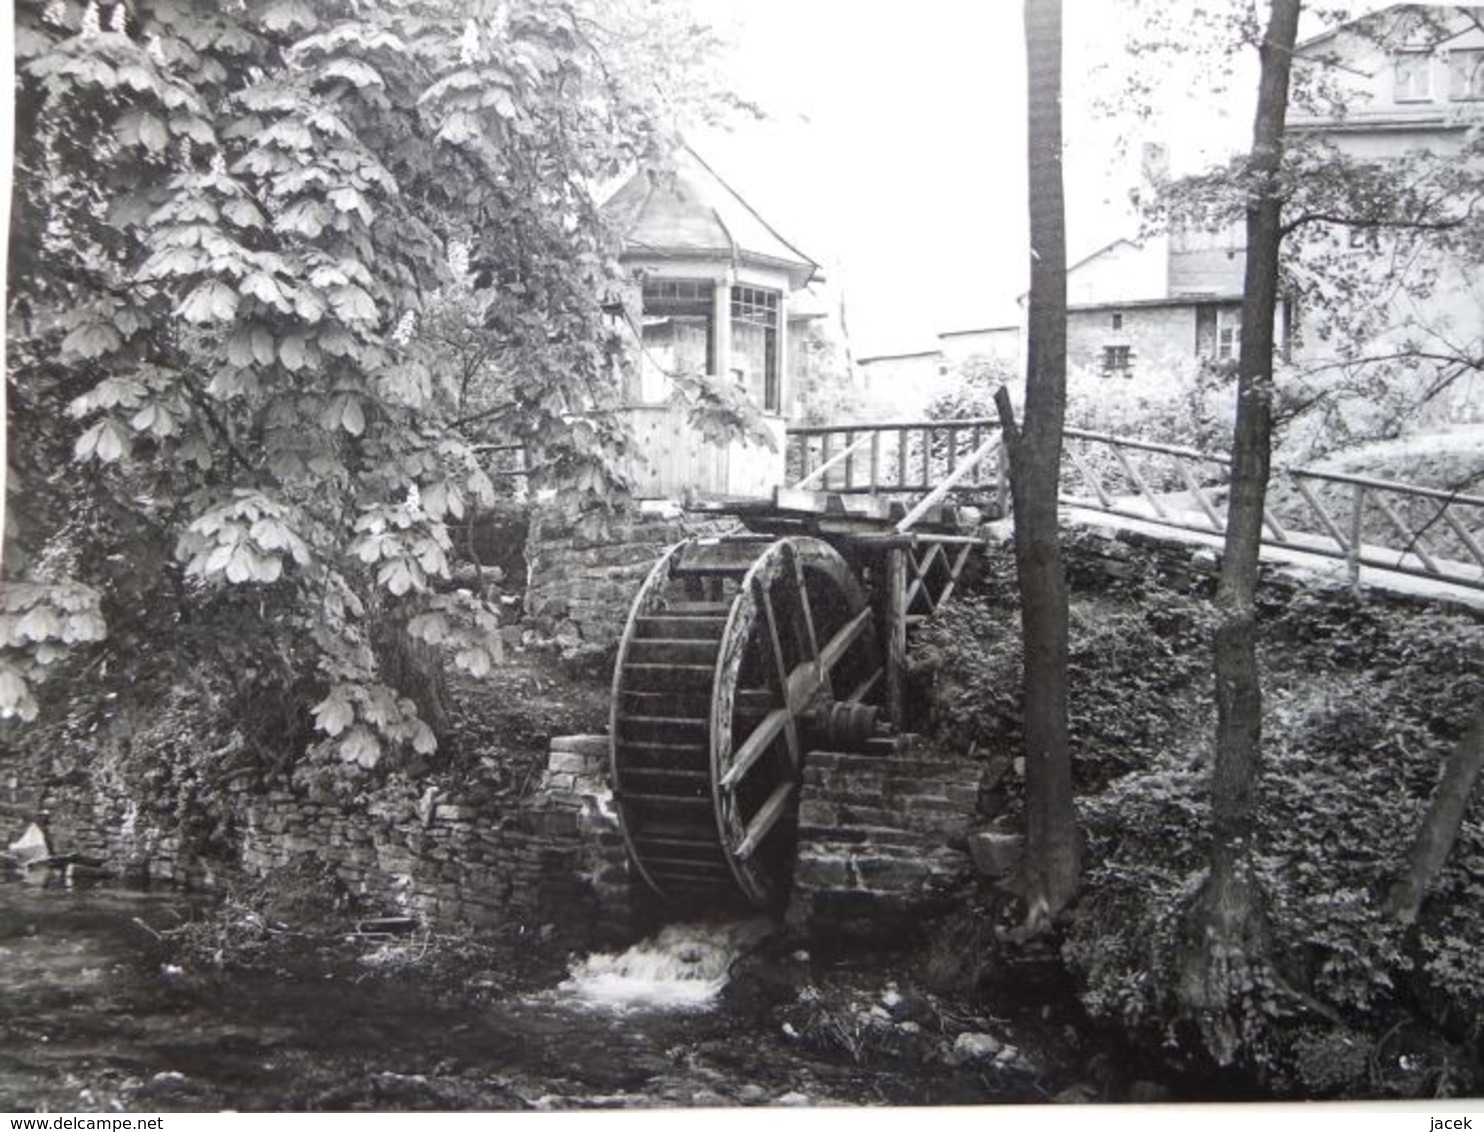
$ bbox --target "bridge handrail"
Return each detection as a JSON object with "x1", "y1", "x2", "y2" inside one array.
[{"x1": 785, "y1": 419, "x2": 1484, "y2": 590}]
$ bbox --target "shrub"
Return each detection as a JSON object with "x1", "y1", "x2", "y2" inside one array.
[{"x1": 930, "y1": 534, "x2": 1484, "y2": 1089}]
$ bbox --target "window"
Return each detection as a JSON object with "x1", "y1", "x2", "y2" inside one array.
[
  {"x1": 730, "y1": 285, "x2": 781, "y2": 413},
  {"x1": 1217, "y1": 311, "x2": 1242, "y2": 361},
  {"x1": 1449, "y1": 49, "x2": 1484, "y2": 101},
  {"x1": 1111, "y1": 312, "x2": 1123, "y2": 331},
  {"x1": 639, "y1": 278, "x2": 714, "y2": 402},
  {"x1": 1394, "y1": 50, "x2": 1432, "y2": 102},
  {"x1": 1101, "y1": 345, "x2": 1133, "y2": 375},
  {"x1": 1196, "y1": 304, "x2": 1243, "y2": 362}
]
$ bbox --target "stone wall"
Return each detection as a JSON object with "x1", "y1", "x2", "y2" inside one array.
[
  {"x1": 5, "y1": 735, "x2": 635, "y2": 941},
  {"x1": 523, "y1": 505, "x2": 740, "y2": 648}
]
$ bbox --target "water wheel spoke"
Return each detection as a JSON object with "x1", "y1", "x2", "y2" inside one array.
[
  {"x1": 732, "y1": 781, "x2": 797, "y2": 862},
  {"x1": 817, "y1": 606, "x2": 873, "y2": 677},
  {"x1": 788, "y1": 546, "x2": 821, "y2": 662},
  {"x1": 718, "y1": 706, "x2": 790, "y2": 789},
  {"x1": 847, "y1": 666, "x2": 884, "y2": 703},
  {"x1": 755, "y1": 577, "x2": 803, "y2": 769}
]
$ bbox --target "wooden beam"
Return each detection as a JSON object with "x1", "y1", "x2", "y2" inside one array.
[
  {"x1": 733, "y1": 781, "x2": 797, "y2": 861},
  {"x1": 719, "y1": 708, "x2": 788, "y2": 789},
  {"x1": 895, "y1": 434, "x2": 1003, "y2": 533},
  {"x1": 884, "y1": 547, "x2": 907, "y2": 725}
]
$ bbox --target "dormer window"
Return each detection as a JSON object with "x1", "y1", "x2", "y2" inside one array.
[
  {"x1": 1394, "y1": 50, "x2": 1432, "y2": 102},
  {"x1": 1449, "y1": 49, "x2": 1484, "y2": 100}
]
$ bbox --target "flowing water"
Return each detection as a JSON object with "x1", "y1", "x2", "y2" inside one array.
[{"x1": 0, "y1": 880, "x2": 1032, "y2": 1112}]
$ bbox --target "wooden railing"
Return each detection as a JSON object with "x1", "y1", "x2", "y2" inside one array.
[
  {"x1": 1060, "y1": 428, "x2": 1484, "y2": 591},
  {"x1": 786, "y1": 417, "x2": 1009, "y2": 512},
  {"x1": 785, "y1": 421, "x2": 1484, "y2": 593}
]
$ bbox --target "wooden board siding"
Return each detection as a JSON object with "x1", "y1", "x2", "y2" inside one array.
[{"x1": 621, "y1": 404, "x2": 784, "y2": 500}]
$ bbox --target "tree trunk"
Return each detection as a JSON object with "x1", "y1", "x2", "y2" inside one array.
[
  {"x1": 1385, "y1": 709, "x2": 1484, "y2": 925},
  {"x1": 1179, "y1": 0, "x2": 1303, "y2": 1065},
  {"x1": 998, "y1": 0, "x2": 1078, "y2": 933}
]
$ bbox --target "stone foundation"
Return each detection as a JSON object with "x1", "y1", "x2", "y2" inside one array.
[{"x1": 787, "y1": 742, "x2": 982, "y2": 942}]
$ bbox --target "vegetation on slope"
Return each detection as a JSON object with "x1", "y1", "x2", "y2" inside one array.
[{"x1": 918, "y1": 532, "x2": 1484, "y2": 1097}]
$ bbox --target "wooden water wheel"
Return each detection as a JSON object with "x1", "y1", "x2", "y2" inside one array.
[{"x1": 609, "y1": 535, "x2": 884, "y2": 910}]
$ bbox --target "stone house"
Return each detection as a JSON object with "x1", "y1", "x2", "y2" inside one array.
[
  {"x1": 1018, "y1": 229, "x2": 1293, "y2": 385},
  {"x1": 1285, "y1": 2, "x2": 1484, "y2": 423}
]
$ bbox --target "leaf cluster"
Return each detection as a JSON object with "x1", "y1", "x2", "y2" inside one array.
[{"x1": 5, "y1": 0, "x2": 737, "y2": 772}]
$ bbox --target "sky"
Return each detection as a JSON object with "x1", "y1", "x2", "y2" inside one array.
[{"x1": 686, "y1": 1, "x2": 1272, "y2": 359}]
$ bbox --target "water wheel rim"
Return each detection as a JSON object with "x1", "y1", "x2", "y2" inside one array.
[
  {"x1": 709, "y1": 537, "x2": 878, "y2": 907},
  {"x1": 609, "y1": 541, "x2": 688, "y2": 901}
]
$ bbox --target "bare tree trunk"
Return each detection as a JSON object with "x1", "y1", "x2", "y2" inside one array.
[
  {"x1": 1386, "y1": 710, "x2": 1484, "y2": 925},
  {"x1": 1179, "y1": 0, "x2": 1303, "y2": 1065},
  {"x1": 996, "y1": 0, "x2": 1079, "y2": 933}
]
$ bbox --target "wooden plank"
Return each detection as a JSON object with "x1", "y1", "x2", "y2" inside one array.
[
  {"x1": 718, "y1": 708, "x2": 788, "y2": 789},
  {"x1": 1443, "y1": 507, "x2": 1484, "y2": 570},
  {"x1": 817, "y1": 607, "x2": 873, "y2": 675},
  {"x1": 848, "y1": 667, "x2": 883, "y2": 704},
  {"x1": 789, "y1": 546, "x2": 820, "y2": 663},
  {"x1": 1293, "y1": 474, "x2": 1350, "y2": 552},
  {"x1": 756, "y1": 577, "x2": 802, "y2": 770},
  {"x1": 884, "y1": 548, "x2": 907, "y2": 726},
  {"x1": 627, "y1": 638, "x2": 722, "y2": 665},
  {"x1": 934, "y1": 543, "x2": 976, "y2": 609},
  {"x1": 903, "y1": 542, "x2": 946, "y2": 612},
  {"x1": 792, "y1": 432, "x2": 872, "y2": 490},
  {"x1": 772, "y1": 487, "x2": 897, "y2": 522},
  {"x1": 1262, "y1": 505, "x2": 1290, "y2": 543},
  {"x1": 1349, "y1": 482, "x2": 1365, "y2": 585},
  {"x1": 895, "y1": 434, "x2": 1003, "y2": 533},
  {"x1": 1372, "y1": 490, "x2": 1440, "y2": 574},
  {"x1": 1109, "y1": 444, "x2": 1169, "y2": 521},
  {"x1": 733, "y1": 781, "x2": 797, "y2": 861},
  {"x1": 1173, "y1": 455, "x2": 1224, "y2": 532}
]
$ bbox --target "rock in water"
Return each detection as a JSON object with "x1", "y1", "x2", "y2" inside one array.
[{"x1": 7, "y1": 822, "x2": 49, "y2": 867}]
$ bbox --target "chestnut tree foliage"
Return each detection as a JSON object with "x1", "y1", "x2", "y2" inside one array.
[{"x1": 3, "y1": 0, "x2": 734, "y2": 768}]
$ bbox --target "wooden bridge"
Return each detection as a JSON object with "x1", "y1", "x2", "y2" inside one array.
[
  {"x1": 784, "y1": 417, "x2": 1484, "y2": 599},
  {"x1": 530, "y1": 415, "x2": 1483, "y2": 912}
]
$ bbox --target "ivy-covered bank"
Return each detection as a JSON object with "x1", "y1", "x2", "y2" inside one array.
[{"x1": 917, "y1": 525, "x2": 1484, "y2": 1098}]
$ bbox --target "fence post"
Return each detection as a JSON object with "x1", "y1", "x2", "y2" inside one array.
[{"x1": 1349, "y1": 482, "x2": 1365, "y2": 589}]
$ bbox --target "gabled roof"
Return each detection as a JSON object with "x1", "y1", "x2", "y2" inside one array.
[
  {"x1": 602, "y1": 144, "x2": 819, "y2": 291},
  {"x1": 1295, "y1": 3, "x2": 1484, "y2": 53}
]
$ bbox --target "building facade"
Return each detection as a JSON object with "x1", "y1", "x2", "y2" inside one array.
[{"x1": 602, "y1": 147, "x2": 823, "y2": 499}]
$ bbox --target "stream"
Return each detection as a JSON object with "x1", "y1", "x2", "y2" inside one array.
[{"x1": 0, "y1": 879, "x2": 1055, "y2": 1112}]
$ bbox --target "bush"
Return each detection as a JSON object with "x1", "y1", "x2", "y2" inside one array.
[{"x1": 930, "y1": 533, "x2": 1484, "y2": 1091}]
